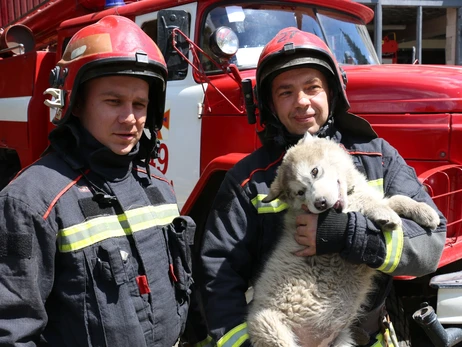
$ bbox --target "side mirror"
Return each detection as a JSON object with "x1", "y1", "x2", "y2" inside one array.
[{"x1": 157, "y1": 9, "x2": 190, "y2": 80}]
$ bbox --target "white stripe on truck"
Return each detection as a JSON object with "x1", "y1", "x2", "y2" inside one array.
[{"x1": 0, "y1": 96, "x2": 31, "y2": 122}]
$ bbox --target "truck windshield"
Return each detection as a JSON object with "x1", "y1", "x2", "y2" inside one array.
[{"x1": 200, "y1": 4, "x2": 379, "y2": 72}]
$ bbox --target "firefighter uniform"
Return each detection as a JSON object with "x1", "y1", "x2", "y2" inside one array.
[
  {"x1": 0, "y1": 121, "x2": 194, "y2": 346},
  {"x1": 199, "y1": 128, "x2": 447, "y2": 347}
]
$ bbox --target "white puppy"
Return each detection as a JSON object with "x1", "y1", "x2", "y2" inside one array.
[{"x1": 247, "y1": 133, "x2": 440, "y2": 347}]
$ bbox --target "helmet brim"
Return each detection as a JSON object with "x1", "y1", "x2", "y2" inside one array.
[
  {"x1": 259, "y1": 54, "x2": 334, "y2": 86},
  {"x1": 56, "y1": 58, "x2": 167, "y2": 132}
]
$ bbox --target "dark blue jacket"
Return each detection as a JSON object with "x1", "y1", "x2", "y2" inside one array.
[
  {"x1": 199, "y1": 128, "x2": 446, "y2": 347},
  {"x1": 0, "y1": 122, "x2": 194, "y2": 346}
]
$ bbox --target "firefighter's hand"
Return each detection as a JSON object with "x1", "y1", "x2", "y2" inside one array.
[{"x1": 294, "y1": 212, "x2": 318, "y2": 256}]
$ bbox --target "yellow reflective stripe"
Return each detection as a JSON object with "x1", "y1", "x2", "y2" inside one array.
[
  {"x1": 57, "y1": 204, "x2": 179, "y2": 253},
  {"x1": 193, "y1": 335, "x2": 214, "y2": 347},
  {"x1": 217, "y1": 322, "x2": 249, "y2": 347},
  {"x1": 377, "y1": 225, "x2": 404, "y2": 273},
  {"x1": 367, "y1": 178, "x2": 384, "y2": 196},
  {"x1": 366, "y1": 178, "x2": 403, "y2": 274},
  {"x1": 124, "y1": 204, "x2": 179, "y2": 232},
  {"x1": 251, "y1": 194, "x2": 288, "y2": 214},
  {"x1": 371, "y1": 330, "x2": 388, "y2": 347}
]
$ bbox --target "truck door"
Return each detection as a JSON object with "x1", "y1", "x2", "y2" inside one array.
[{"x1": 135, "y1": 3, "x2": 204, "y2": 210}]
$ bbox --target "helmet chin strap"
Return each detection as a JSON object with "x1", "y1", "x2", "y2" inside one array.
[
  {"x1": 314, "y1": 93, "x2": 338, "y2": 139},
  {"x1": 138, "y1": 130, "x2": 159, "y2": 178},
  {"x1": 314, "y1": 116, "x2": 335, "y2": 139}
]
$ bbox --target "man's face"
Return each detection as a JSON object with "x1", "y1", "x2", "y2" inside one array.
[
  {"x1": 74, "y1": 75, "x2": 149, "y2": 155},
  {"x1": 271, "y1": 67, "x2": 330, "y2": 135}
]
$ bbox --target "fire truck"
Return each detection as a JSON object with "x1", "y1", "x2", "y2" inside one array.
[{"x1": 1, "y1": 0, "x2": 461, "y2": 345}]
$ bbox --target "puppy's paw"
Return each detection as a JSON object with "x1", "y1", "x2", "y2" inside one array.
[
  {"x1": 413, "y1": 202, "x2": 440, "y2": 230},
  {"x1": 386, "y1": 195, "x2": 440, "y2": 231},
  {"x1": 367, "y1": 206, "x2": 402, "y2": 231}
]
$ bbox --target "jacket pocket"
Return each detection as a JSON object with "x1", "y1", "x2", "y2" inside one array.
[
  {"x1": 90, "y1": 243, "x2": 128, "y2": 285},
  {"x1": 83, "y1": 242, "x2": 148, "y2": 347},
  {"x1": 164, "y1": 216, "x2": 195, "y2": 297}
]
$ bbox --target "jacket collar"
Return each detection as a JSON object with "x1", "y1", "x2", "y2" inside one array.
[{"x1": 48, "y1": 117, "x2": 139, "y2": 182}]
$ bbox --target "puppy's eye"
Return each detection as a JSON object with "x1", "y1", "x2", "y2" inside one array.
[
  {"x1": 296, "y1": 190, "x2": 305, "y2": 196},
  {"x1": 311, "y1": 167, "x2": 319, "y2": 178}
]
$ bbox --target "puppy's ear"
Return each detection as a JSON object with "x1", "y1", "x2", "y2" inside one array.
[
  {"x1": 262, "y1": 177, "x2": 283, "y2": 203},
  {"x1": 298, "y1": 131, "x2": 314, "y2": 145}
]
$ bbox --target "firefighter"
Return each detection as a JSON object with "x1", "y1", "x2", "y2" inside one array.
[
  {"x1": 198, "y1": 28, "x2": 447, "y2": 347},
  {"x1": 0, "y1": 15, "x2": 196, "y2": 346}
]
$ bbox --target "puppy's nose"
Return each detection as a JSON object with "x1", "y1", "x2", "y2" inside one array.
[{"x1": 314, "y1": 198, "x2": 327, "y2": 211}]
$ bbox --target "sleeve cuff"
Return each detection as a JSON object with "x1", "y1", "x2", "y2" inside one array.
[{"x1": 316, "y1": 209, "x2": 349, "y2": 254}]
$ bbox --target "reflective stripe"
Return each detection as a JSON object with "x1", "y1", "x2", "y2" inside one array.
[
  {"x1": 193, "y1": 335, "x2": 214, "y2": 347},
  {"x1": 251, "y1": 194, "x2": 288, "y2": 214},
  {"x1": 367, "y1": 178, "x2": 404, "y2": 274},
  {"x1": 370, "y1": 331, "x2": 386, "y2": 347},
  {"x1": 370, "y1": 329, "x2": 393, "y2": 347},
  {"x1": 0, "y1": 96, "x2": 30, "y2": 122},
  {"x1": 217, "y1": 322, "x2": 249, "y2": 347},
  {"x1": 376, "y1": 225, "x2": 404, "y2": 273},
  {"x1": 57, "y1": 204, "x2": 179, "y2": 252},
  {"x1": 367, "y1": 178, "x2": 384, "y2": 196}
]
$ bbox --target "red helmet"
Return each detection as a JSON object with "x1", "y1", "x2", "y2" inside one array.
[
  {"x1": 47, "y1": 15, "x2": 167, "y2": 135},
  {"x1": 255, "y1": 27, "x2": 349, "y2": 127}
]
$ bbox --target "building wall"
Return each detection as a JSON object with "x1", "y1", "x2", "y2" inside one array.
[
  {"x1": 446, "y1": 8, "x2": 457, "y2": 65},
  {"x1": 356, "y1": 1, "x2": 460, "y2": 65}
]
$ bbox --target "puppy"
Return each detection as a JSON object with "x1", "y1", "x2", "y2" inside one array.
[{"x1": 247, "y1": 133, "x2": 440, "y2": 347}]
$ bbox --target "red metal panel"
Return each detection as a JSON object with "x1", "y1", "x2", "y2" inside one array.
[
  {"x1": 0, "y1": 52, "x2": 35, "y2": 96},
  {"x1": 0, "y1": 121, "x2": 29, "y2": 152},
  {"x1": 28, "y1": 51, "x2": 56, "y2": 161},
  {"x1": 181, "y1": 153, "x2": 248, "y2": 215},
  {"x1": 0, "y1": 51, "x2": 55, "y2": 168},
  {"x1": 199, "y1": 69, "x2": 258, "y2": 174},
  {"x1": 360, "y1": 113, "x2": 450, "y2": 162},
  {"x1": 346, "y1": 64, "x2": 462, "y2": 114},
  {"x1": 200, "y1": 115, "x2": 257, "y2": 175}
]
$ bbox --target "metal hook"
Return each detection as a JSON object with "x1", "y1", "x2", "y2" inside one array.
[{"x1": 43, "y1": 88, "x2": 64, "y2": 108}]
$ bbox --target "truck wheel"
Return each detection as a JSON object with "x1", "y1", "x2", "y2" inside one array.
[{"x1": 386, "y1": 285, "x2": 411, "y2": 346}]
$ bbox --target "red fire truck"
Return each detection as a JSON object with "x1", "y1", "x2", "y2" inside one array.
[{"x1": 1, "y1": 0, "x2": 461, "y2": 345}]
